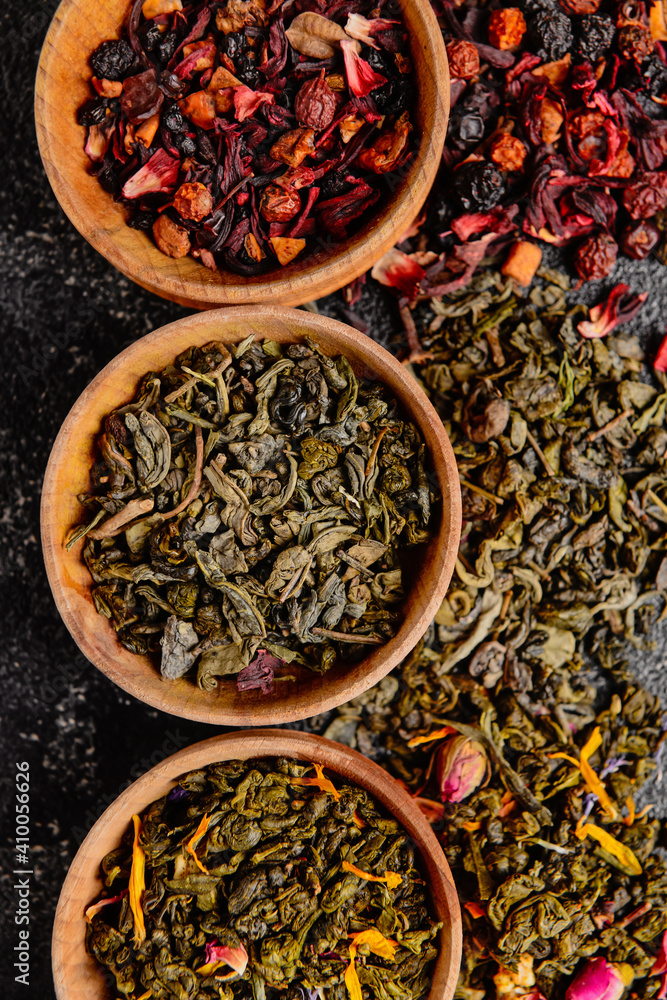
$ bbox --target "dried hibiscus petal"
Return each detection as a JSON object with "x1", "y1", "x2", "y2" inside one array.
[
  {"x1": 122, "y1": 149, "x2": 181, "y2": 199},
  {"x1": 577, "y1": 283, "x2": 647, "y2": 338},
  {"x1": 370, "y1": 247, "x2": 425, "y2": 299},
  {"x1": 340, "y1": 38, "x2": 387, "y2": 98}
]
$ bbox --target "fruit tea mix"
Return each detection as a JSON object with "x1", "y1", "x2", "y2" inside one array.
[
  {"x1": 79, "y1": 0, "x2": 416, "y2": 275},
  {"x1": 85, "y1": 757, "x2": 441, "y2": 1000},
  {"x1": 320, "y1": 270, "x2": 667, "y2": 998},
  {"x1": 67, "y1": 334, "x2": 437, "y2": 689},
  {"x1": 369, "y1": 0, "x2": 667, "y2": 304}
]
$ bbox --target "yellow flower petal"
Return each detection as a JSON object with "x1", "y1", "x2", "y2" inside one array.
[
  {"x1": 549, "y1": 727, "x2": 617, "y2": 820},
  {"x1": 186, "y1": 813, "x2": 211, "y2": 874},
  {"x1": 345, "y1": 948, "x2": 362, "y2": 1000},
  {"x1": 290, "y1": 763, "x2": 341, "y2": 800},
  {"x1": 407, "y1": 726, "x2": 456, "y2": 748},
  {"x1": 129, "y1": 814, "x2": 146, "y2": 946},
  {"x1": 341, "y1": 861, "x2": 401, "y2": 890},
  {"x1": 349, "y1": 929, "x2": 398, "y2": 961},
  {"x1": 575, "y1": 822, "x2": 642, "y2": 875}
]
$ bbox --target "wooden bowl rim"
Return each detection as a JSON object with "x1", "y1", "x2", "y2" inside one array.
[
  {"x1": 40, "y1": 305, "x2": 462, "y2": 725},
  {"x1": 34, "y1": 0, "x2": 449, "y2": 308},
  {"x1": 51, "y1": 729, "x2": 462, "y2": 1000}
]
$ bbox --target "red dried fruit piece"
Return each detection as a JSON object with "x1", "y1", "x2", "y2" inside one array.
[
  {"x1": 623, "y1": 172, "x2": 667, "y2": 219},
  {"x1": 490, "y1": 133, "x2": 527, "y2": 171},
  {"x1": 294, "y1": 73, "x2": 337, "y2": 130},
  {"x1": 619, "y1": 219, "x2": 660, "y2": 259},
  {"x1": 260, "y1": 183, "x2": 301, "y2": 223},
  {"x1": 174, "y1": 40, "x2": 217, "y2": 80},
  {"x1": 269, "y1": 128, "x2": 316, "y2": 167},
  {"x1": 121, "y1": 149, "x2": 181, "y2": 199},
  {"x1": 356, "y1": 112, "x2": 411, "y2": 174},
  {"x1": 446, "y1": 40, "x2": 480, "y2": 80},
  {"x1": 121, "y1": 68, "x2": 164, "y2": 124},
  {"x1": 153, "y1": 215, "x2": 191, "y2": 258},
  {"x1": 559, "y1": 0, "x2": 600, "y2": 12},
  {"x1": 487, "y1": 9, "x2": 526, "y2": 50},
  {"x1": 174, "y1": 182, "x2": 213, "y2": 222},
  {"x1": 179, "y1": 90, "x2": 217, "y2": 130},
  {"x1": 270, "y1": 236, "x2": 306, "y2": 265},
  {"x1": 574, "y1": 231, "x2": 618, "y2": 281}
]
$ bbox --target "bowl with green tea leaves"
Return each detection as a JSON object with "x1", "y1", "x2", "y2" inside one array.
[
  {"x1": 34, "y1": 0, "x2": 448, "y2": 308},
  {"x1": 51, "y1": 730, "x2": 462, "y2": 1000},
  {"x1": 41, "y1": 306, "x2": 461, "y2": 725}
]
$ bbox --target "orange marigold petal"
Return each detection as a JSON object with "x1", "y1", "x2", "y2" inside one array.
[
  {"x1": 575, "y1": 822, "x2": 642, "y2": 875},
  {"x1": 186, "y1": 813, "x2": 211, "y2": 874},
  {"x1": 129, "y1": 814, "x2": 146, "y2": 945}
]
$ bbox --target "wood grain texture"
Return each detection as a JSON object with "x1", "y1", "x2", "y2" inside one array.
[
  {"x1": 51, "y1": 730, "x2": 462, "y2": 1000},
  {"x1": 34, "y1": 0, "x2": 449, "y2": 309},
  {"x1": 41, "y1": 307, "x2": 461, "y2": 725}
]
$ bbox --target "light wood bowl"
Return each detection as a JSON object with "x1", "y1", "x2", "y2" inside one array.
[
  {"x1": 52, "y1": 729, "x2": 462, "y2": 1000},
  {"x1": 41, "y1": 306, "x2": 461, "y2": 726},
  {"x1": 34, "y1": 0, "x2": 449, "y2": 309}
]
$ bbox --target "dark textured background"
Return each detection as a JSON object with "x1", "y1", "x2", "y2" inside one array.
[{"x1": 3, "y1": 3, "x2": 667, "y2": 998}]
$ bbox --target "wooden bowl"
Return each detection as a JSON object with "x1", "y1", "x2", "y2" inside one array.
[
  {"x1": 34, "y1": 0, "x2": 449, "y2": 309},
  {"x1": 41, "y1": 306, "x2": 461, "y2": 725},
  {"x1": 52, "y1": 729, "x2": 462, "y2": 1000}
]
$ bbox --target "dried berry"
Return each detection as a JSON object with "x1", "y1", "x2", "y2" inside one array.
[
  {"x1": 373, "y1": 77, "x2": 414, "y2": 114},
  {"x1": 623, "y1": 173, "x2": 667, "y2": 218},
  {"x1": 152, "y1": 215, "x2": 191, "y2": 258},
  {"x1": 573, "y1": 231, "x2": 618, "y2": 280},
  {"x1": 173, "y1": 182, "x2": 213, "y2": 222},
  {"x1": 529, "y1": 9, "x2": 573, "y2": 60},
  {"x1": 446, "y1": 40, "x2": 480, "y2": 80},
  {"x1": 77, "y1": 98, "x2": 113, "y2": 127},
  {"x1": 294, "y1": 74, "x2": 337, "y2": 130},
  {"x1": 453, "y1": 162, "x2": 505, "y2": 212},
  {"x1": 575, "y1": 14, "x2": 616, "y2": 63},
  {"x1": 260, "y1": 183, "x2": 301, "y2": 222},
  {"x1": 490, "y1": 133, "x2": 528, "y2": 171},
  {"x1": 619, "y1": 219, "x2": 660, "y2": 258},
  {"x1": 618, "y1": 24, "x2": 654, "y2": 62},
  {"x1": 488, "y1": 8, "x2": 527, "y2": 49},
  {"x1": 90, "y1": 39, "x2": 135, "y2": 81},
  {"x1": 642, "y1": 55, "x2": 667, "y2": 97}
]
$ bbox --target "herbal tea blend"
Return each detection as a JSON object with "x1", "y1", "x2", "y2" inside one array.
[
  {"x1": 85, "y1": 758, "x2": 441, "y2": 1000},
  {"x1": 371, "y1": 0, "x2": 667, "y2": 301},
  {"x1": 68, "y1": 335, "x2": 437, "y2": 689},
  {"x1": 317, "y1": 269, "x2": 667, "y2": 997},
  {"x1": 79, "y1": 0, "x2": 415, "y2": 275}
]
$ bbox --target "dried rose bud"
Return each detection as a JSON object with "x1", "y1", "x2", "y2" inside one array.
[
  {"x1": 574, "y1": 232, "x2": 618, "y2": 281},
  {"x1": 260, "y1": 183, "x2": 301, "y2": 223},
  {"x1": 153, "y1": 215, "x2": 191, "y2": 258},
  {"x1": 437, "y1": 735, "x2": 490, "y2": 803},
  {"x1": 490, "y1": 133, "x2": 527, "y2": 171},
  {"x1": 564, "y1": 958, "x2": 633, "y2": 1000},
  {"x1": 620, "y1": 219, "x2": 660, "y2": 259},
  {"x1": 446, "y1": 40, "x2": 480, "y2": 80},
  {"x1": 295, "y1": 73, "x2": 337, "y2": 130},
  {"x1": 270, "y1": 128, "x2": 316, "y2": 168},
  {"x1": 356, "y1": 112, "x2": 411, "y2": 174},
  {"x1": 623, "y1": 172, "x2": 667, "y2": 219},
  {"x1": 618, "y1": 24, "x2": 653, "y2": 62},
  {"x1": 488, "y1": 8, "x2": 526, "y2": 50},
  {"x1": 174, "y1": 182, "x2": 213, "y2": 222}
]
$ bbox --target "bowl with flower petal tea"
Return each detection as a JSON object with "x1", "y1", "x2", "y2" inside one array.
[
  {"x1": 34, "y1": 0, "x2": 449, "y2": 309},
  {"x1": 41, "y1": 306, "x2": 461, "y2": 726},
  {"x1": 51, "y1": 730, "x2": 462, "y2": 1000}
]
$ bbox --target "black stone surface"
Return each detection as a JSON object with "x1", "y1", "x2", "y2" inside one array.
[{"x1": 3, "y1": 3, "x2": 667, "y2": 998}]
